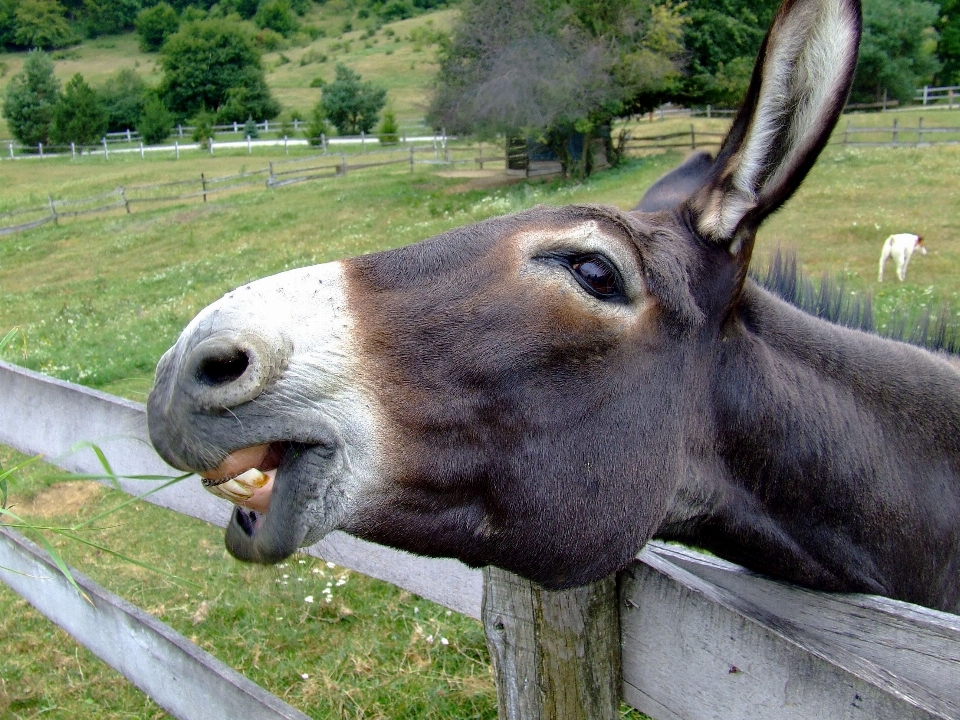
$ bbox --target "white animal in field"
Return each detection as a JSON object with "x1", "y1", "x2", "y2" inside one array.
[{"x1": 879, "y1": 233, "x2": 926, "y2": 282}]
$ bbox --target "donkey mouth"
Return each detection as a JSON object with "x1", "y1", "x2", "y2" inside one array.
[{"x1": 199, "y1": 442, "x2": 286, "y2": 514}]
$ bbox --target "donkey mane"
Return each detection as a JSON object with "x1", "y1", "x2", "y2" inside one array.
[{"x1": 754, "y1": 250, "x2": 960, "y2": 355}]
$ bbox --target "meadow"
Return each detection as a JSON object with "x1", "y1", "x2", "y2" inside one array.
[{"x1": 2, "y1": 116, "x2": 960, "y2": 718}]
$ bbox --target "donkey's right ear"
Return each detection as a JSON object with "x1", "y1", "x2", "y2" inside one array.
[{"x1": 690, "y1": 0, "x2": 861, "y2": 252}]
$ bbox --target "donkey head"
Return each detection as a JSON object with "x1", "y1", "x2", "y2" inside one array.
[{"x1": 148, "y1": 0, "x2": 861, "y2": 588}]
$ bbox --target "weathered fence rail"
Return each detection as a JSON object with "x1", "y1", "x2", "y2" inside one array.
[
  {"x1": 2, "y1": 358, "x2": 958, "y2": 719},
  {"x1": 841, "y1": 118, "x2": 960, "y2": 146},
  {"x1": 0, "y1": 144, "x2": 506, "y2": 237}
]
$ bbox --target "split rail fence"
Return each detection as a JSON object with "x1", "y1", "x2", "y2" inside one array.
[
  {"x1": 1, "y1": 359, "x2": 958, "y2": 719},
  {"x1": 0, "y1": 142, "x2": 505, "y2": 237}
]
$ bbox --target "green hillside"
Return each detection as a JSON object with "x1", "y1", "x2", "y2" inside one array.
[{"x1": 0, "y1": 4, "x2": 456, "y2": 139}]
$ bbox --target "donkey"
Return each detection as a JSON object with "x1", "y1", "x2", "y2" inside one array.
[{"x1": 147, "y1": 0, "x2": 960, "y2": 614}]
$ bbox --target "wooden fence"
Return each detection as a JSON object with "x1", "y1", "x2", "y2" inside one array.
[
  {"x1": 621, "y1": 125, "x2": 727, "y2": 155},
  {"x1": 0, "y1": 143, "x2": 506, "y2": 237},
  {"x1": 2, "y1": 359, "x2": 958, "y2": 719},
  {"x1": 841, "y1": 118, "x2": 960, "y2": 147}
]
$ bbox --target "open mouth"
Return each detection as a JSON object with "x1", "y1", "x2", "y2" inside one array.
[{"x1": 199, "y1": 442, "x2": 288, "y2": 518}]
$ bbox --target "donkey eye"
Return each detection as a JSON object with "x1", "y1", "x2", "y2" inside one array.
[{"x1": 570, "y1": 254, "x2": 624, "y2": 300}]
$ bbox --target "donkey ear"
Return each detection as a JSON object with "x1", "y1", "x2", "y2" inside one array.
[{"x1": 690, "y1": 0, "x2": 862, "y2": 250}]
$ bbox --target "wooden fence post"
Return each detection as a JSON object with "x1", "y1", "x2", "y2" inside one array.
[
  {"x1": 175, "y1": 140, "x2": 179, "y2": 160},
  {"x1": 340, "y1": 152, "x2": 347, "y2": 175},
  {"x1": 38, "y1": 142, "x2": 43, "y2": 159},
  {"x1": 201, "y1": 173, "x2": 207, "y2": 203},
  {"x1": 121, "y1": 187, "x2": 130, "y2": 214},
  {"x1": 284, "y1": 135, "x2": 288, "y2": 155},
  {"x1": 482, "y1": 567, "x2": 621, "y2": 720},
  {"x1": 8, "y1": 142, "x2": 13, "y2": 159},
  {"x1": 47, "y1": 196, "x2": 58, "y2": 226},
  {"x1": 690, "y1": 124, "x2": 696, "y2": 149},
  {"x1": 844, "y1": 119, "x2": 850, "y2": 146},
  {"x1": 103, "y1": 137, "x2": 109, "y2": 160},
  {"x1": 268, "y1": 162, "x2": 274, "y2": 186},
  {"x1": 321, "y1": 133, "x2": 327, "y2": 153},
  {"x1": 140, "y1": 141, "x2": 144, "y2": 159},
  {"x1": 918, "y1": 117, "x2": 924, "y2": 146},
  {"x1": 71, "y1": 142, "x2": 75, "y2": 159},
  {"x1": 478, "y1": 142, "x2": 484, "y2": 169},
  {"x1": 410, "y1": 146, "x2": 415, "y2": 172},
  {"x1": 892, "y1": 118, "x2": 899, "y2": 146}
]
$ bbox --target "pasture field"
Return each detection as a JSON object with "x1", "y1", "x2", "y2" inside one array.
[{"x1": 2, "y1": 136, "x2": 959, "y2": 718}]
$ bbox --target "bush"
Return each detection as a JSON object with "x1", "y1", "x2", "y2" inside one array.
[
  {"x1": 377, "y1": 0, "x2": 413, "y2": 21},
  {"x1": 309, "y1": 76, "x2": 325, "y2": 87},
  {"x1": 190, "y1": 108, "x2": 214, "y2": 148},
  {"x1": 254, "y1": 27, "x2": 284, "y2": 50},
  {"x1": 2, "y1": 49, "x2": 60, "y2": 145},
  {"x1": 305, "y1": 100, "x2": 328, "y2": 144},
  {"x1": 97, "y1": 68, "x2": 147, "y2": 131},
  {"x1": 377, "y1": 109, "x2": 399, "y2": 144},
  {"x1": 12, "y1": 0, "x2": 78, "y2": 49},
  {"x1": 135, "y1": 2, "x2": 180, "y2": 52},
  {"x1": 255, "y1": 0, "x2": 298, "y2": 36},
  {"x1": 51, "y1": 73, "x2": 108, "y2": 145},
  {"x1": 242, "y1": 115, "x2": 259, "y2": 138},
  {"x1": 82, "y1": 0, "x2": 142, "y2": 38},
  {"x1": 321, "y1": 63, "x2": 386, "y2": 135},
  {"x1": 137, "y1": 94, "x2": 174, "y2": 144},
  {"x1": 215, "y1": 73, "x2": 281, "y2": 123}
]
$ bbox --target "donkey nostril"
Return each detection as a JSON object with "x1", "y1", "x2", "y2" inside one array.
[{"x1": 196, "y1": 348, "x2": 250, "y2": 386}]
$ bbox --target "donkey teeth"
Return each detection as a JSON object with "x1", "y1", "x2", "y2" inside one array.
[
  {"x1": 204, "y1": 478, "x2": 254, "y2": 504},
  {"x1": 233, "y1": 468, "x2": 270, "y2": 489}
]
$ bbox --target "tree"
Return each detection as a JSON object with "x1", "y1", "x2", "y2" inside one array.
[
  {"x1": 850, "y1": 0, "x2": 940, "y2": 104},
  {"x1": 428, "y1": 0, "x2": 685, "y2": 175},
  {"x1": 254, "y1": 0, "x2": 298, "y2": 36},
  {"x1": 675, "y1": 0, "x2": 779, "y2": 106},
  {"x1": 191, "y1": 108, "x2": 214, "y2": 148},
  {"x1": 136, "y1": 1, "x2": 180, "y2": 51},
  {"x1": 82, "y1": 0, "x2": 142, "y2": 37},
  {"x1": 51, "y1": 73, "x2": 108, "y2": 144},
  {"x1": 242, "y1": 115, "x2": 259, "y2": 138},
  {"x1": 137, "y1": 94, "x2": 174, "y2": 144},
  {"x1": 321, "y1": 63, "x2": 387, "y2": 135},
  {"x1": 159, "y1": 18, "x2": 280, "y2": 121},
  {"x1": 12, "y1": 0, "x2": 78, "y2": 49},
  {"x1": 2, "y1": 49, "x2": 61, "y2": 146},
  {"x1": 97, "y1": 68, "x2": 147, "y2": 131},
  {"x1": 938, "y1": 0, "x2": 960, "y2": 85}
]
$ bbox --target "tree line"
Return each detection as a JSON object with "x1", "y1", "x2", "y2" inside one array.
[{"x1": 428, "y1": 0, "x2": 960, "y2": 175}]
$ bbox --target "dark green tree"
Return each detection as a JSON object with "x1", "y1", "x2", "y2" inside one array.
[
  {"x1": 935, "y1": 0, "x2": 960, "y2": 85},
  {"x1": 242, "y1": 115, "x2": 259, "y2": 137},
  {"x1": 137, "y1": 94, "x2": 174, "y2": 143},
  {"x1": 159, "y1": 18, "x2": 280, "y2": 121},
  {"x1": 254, "y1": 0, "x2": 298, "y2": 36},
  {"x1": 321, "y1": 63, "x2": 387, "y2": 134},
  {"x1": 97, "y1": 68, "x2": 147, "y2": 131},
  {"x1": 82, "y1": 0, "x2": 142, "y2": 37},
  {"x1": 51, "y1": 73, "x2": 108, "y2": 144},
  {"x1": 214, "y1": 69, "x2": 281, "y2": 122},
  {"x1": 676, "y1": 0, "x2": 779, "y2": 106},
  {"x1": 12, "y1": 0, "x2": 78, "y2": 49},
  {"x1": 377, "y1": 108, "x2": 399, "y2": 144},
  {"x1": 2, "y1": 49, "x2": 61, "y2": 145},
  {"x1": 135, "y1": 1, "x2": 180, "y2": 51},
  {"x1": 851, "y1": 0, "x2": 940, "y2": 104}
]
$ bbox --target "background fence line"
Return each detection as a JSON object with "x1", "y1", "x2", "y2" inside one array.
[
  {"x1": 1, "y1": 358, "x2": 958, "y2": 719},
  {"x1": 0, "y1": 142, "x2": 501, "y2": 236}
]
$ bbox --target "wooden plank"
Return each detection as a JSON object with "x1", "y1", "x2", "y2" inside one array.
[
  {"x1": 482, "y1": 567, "x2": 620, "y2": 720},
  {"x1": 0, "y1": 527, "x2": 310, "y2": 720},
  {"x1": 620, "y1": 542, "x2": 960, "y2": 720},
  {"x1": 0, "y1": 360, "x2": 483, "y2": 618}
]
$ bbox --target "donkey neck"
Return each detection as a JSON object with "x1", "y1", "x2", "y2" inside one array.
[{"x1": 659, "y1": 281, "x2": 960, "y2": 612}]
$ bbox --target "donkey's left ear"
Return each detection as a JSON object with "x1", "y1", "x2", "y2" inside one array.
[{"x1": 690, "y1": 0, "x2": 861, "y2": 251}]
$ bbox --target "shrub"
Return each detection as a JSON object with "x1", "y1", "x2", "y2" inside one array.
[
  {"x1": 255, "y1": 0, "x2": 299, "y2": 37},
  {"x1": 12, "y1": 0, "x2": 78, "y2": 49},
  {"x1": 377, "y1": 109, "x2": 399, "y2": 144},
  {"x1": 190, "y1": 108, "x2": 214, "y2": 148},
  {"x1": 135, "y1": 2, "x2": 180, "y2": 52},
  {"x1": 242, "y1": 115, "x2": 259, "y2": 138},
  {"x1": 309, "y1": 76, "x2": 325, "y2": 87},
  {"x1": 305, "y1": 100, "x2": 329, "y2": 144},
  {"x1": 51, "y1": 73, "x2": 108, "y2": 145},
  {"x1": 137, "y1": 94, "x2": 174, "y2": 144}
]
